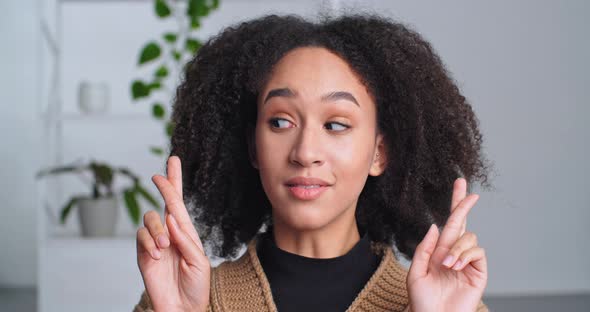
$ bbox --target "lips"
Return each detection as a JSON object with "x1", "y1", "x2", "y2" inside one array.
[
  {"x1": 285, "y1": 176, "x2": 332, "y2": 187},
  {"x1": 285, "y1": 176, "x2": 332, "y2": 200}
]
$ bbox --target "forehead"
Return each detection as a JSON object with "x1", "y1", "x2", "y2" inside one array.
[{"x1": 259, "y1": 47, "x2": 374, "y2": 106}]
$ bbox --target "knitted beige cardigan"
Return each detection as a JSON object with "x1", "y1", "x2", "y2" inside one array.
[{"x1": 134, "y1": 235, "x2": 488, "y2": 312}]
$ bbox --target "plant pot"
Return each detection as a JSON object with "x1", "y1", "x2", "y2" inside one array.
[
  {"x1": 78, "y1": 81, "x2": 110, "y2": 114},
  {"x1": 77, "y1": 195, "x2": 118, "y2": 237}
]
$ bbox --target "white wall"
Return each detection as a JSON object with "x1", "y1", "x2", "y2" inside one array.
[
  {"x1": 0, "y1": 0, "x2": 40, "y2": 287},
  {"x1": 345, "y1": 0, "x2": 590, "y2": 295},
  {"x1": 0, "y1": 0, "x2": 588, "y2": 297}
]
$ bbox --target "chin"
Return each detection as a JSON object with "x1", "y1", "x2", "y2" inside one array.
[{"x1": 273, "y1": 203, "x2": 338, "y2": 232}]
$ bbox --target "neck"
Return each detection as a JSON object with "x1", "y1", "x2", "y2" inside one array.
[{"x1": 271, "y1": 209, "x2": 361, "y2": 259}]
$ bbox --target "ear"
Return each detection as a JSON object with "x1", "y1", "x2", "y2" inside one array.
[
  {"x1": 247, "y1": 124, "x2": 259, "y2": 170},
  {"x1": 369, "y1": 133, "x2": 387, "y2": 176}
]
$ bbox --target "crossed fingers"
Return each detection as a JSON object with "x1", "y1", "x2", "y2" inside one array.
[{"x1": 438, "y1": 178, "x2": 484, "y2": 272}]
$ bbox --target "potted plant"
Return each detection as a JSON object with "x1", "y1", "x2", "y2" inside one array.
[{"x1": 36, "y1": 159, "x2": 161, "y2": 237}]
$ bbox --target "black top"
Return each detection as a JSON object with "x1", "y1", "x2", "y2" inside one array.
[{"x1": 257, "y1": 230, "x2": 380, "y2": 312}]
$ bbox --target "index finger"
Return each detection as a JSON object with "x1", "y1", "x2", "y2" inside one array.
[
  {"x1": 437, "y1": 194, "x2": 479, "y2": 249},
  {"x1": 163, "y1": 156, "x2": 183, "y2": 225},
  {"x1": 167, "y1": 156, "x2": 183, "y2": 200},
  {"x1": 151, "y1": 174, "x2": 192, "y2": 226},
  {"x1": 451, "y1": 178, "x2": 468, "y2": 235}
]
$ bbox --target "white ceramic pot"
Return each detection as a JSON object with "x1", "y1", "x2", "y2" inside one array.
[
  {"x1": 78, "y1": 81, "x2": 110, "y2": 114},
  {"x1": 77, "y1": 195, "x2": 118, "y2": 237}
]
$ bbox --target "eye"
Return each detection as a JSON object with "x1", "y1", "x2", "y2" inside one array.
[
  {"x1": 268, "y1": 118, "x2": 350, "y2": 132},
  {"x1": 268, "y1": 117, "x2": 294, "y2": 129},
  {"x1": 325, "y1": 122, "x2": 350, "y2": 132}
]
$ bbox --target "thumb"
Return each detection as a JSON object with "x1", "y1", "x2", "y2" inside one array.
[{"x1": 408, "y1": 224, "x2": 439, "y2": 281}]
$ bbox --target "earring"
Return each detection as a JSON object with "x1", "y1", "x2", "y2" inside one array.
[{"x1": 376, "y1": 152, "x2": 380, "y2": 159}]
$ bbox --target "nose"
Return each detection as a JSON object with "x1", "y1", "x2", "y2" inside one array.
[{"x1": 289, "y1": 125, "x2": 324, "y2": 168}]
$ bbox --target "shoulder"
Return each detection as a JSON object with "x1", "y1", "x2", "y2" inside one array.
[
  {"x1": 210, "y1": 240, "x2": 260, "y2": 298},
  {"x1": 211, "y1": 236, "x2": 259, "y2": 279},
  {"x1": 345, "y1": 241, "x2": 411, "y2": 310},
  {"x1": 209, "y1": 235, "x2": 277, "y2": 311}
]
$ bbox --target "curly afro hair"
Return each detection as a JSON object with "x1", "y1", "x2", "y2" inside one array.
[{"x1": 168, "y1": 12, "x2": 493, "y2": 261}]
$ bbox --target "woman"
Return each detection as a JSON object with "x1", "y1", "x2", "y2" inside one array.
[{"x1": 134, "y1": 12, "x2": 492, "y2": 312}]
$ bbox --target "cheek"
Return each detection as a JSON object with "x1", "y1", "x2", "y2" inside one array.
[
  {"x1": 254, "y1": 126, "x2": 292, "y2": 193},
  {"x1": 326, "y1": 134, "x2": 374, "y2": 206},
  {"x1": 255, "y1": 129, "x2": 289, "y2": 167},
  {"x1": 327, "y1": 135, "x2": 373, "y2": 176}
]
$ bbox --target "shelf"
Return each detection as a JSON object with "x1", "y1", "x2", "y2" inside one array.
[
  {"x1": 59, "y1": 0, "x2": 152, "y2": 3},
  {"x1": 40, "y1": 112, "x2": 155, "y2": 122},
  {"x1": 45, "y1": 234, "x2": 136, "y2": 250},
  {"x1": 47, "y1": 233, "x2": 135, "y2": 242}
]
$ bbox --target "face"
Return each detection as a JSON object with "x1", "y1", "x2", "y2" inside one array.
[{"x1": 250, "y1": 47, "x2": 388, "y2": 233}]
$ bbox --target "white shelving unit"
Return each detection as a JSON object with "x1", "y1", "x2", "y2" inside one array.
[{"x1": 37, "y1": 1, "x2": 165, "y2": 311}]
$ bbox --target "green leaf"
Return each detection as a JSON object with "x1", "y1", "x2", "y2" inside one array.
[
  {"x1": 154, "y1": 0, "x2": 171, "y2": 18},
  {"x1": 154, "y1": 65, "x2": 168, "y2": 79},
  {"x1": 150, "y1": 146, "x2": 164, "y2": 156},
  {"x1": 148, "y1": 81, "x2": 162, "y2": 91},
  {"x1": 116, "y1": 167, "x2": 139, "y2": 184},
  {"x1": 163, "y1": 32, "x2": 177, "y2": 44},
  {"x1": 135, "y1": 185, "x2": 161, "y2": 211},
  {"x1": 187, "y1": 0, "x2": 216, "y2": 26},
  {"x1": 185, "y1": 38, "x2": 202, "y2": 54},
  {"x1": 166, "y1": 121, "x2": 175, "y2": 137},
  {"x1": 191, "y1": 17, "x2": 201, "y2": 29},
  {"x1": 196, "y1": 1, "x2": 209, "y2": 17},
  {"x1": 59, "y1": 197, "x2": 80, "y2": 225},
  {"x1": 90, "y1": 162, "x2": 114, "y2": 188},
  {"x1": 138, "y1": 42, "x2": 161, "y2": 65},
  {"x1": 152, "y1": 103, "x2": 165, "y2": 119},
  {"x1": 186, "y1": 0, "x2": 198, "y2": 17},
  {"x1": 124, "y1": 189, "x2": 141, "y2": 226},
  {"x1": 131, "y1": 80, "x2": 150, "y2": 99},
  {"x1": 172, "y1": 50, "x2": 182, "y2": 61}
]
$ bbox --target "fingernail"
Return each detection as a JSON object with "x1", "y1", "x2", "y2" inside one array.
[
  {"x1": 452, "y1": 259, "x2": 463, "y2": 270},
  {"x1": 442, "y1": 255, "x2": 454, "y2": 267},
  {"x1": 428, "y1": 224, "x2": 437, "y2": 235},
  {"x1": 157, "y1": 235, "x2": 169, "y2": 248},
  {"x1": 152, "y1": 249, "x2": 161, "y2": 259}
]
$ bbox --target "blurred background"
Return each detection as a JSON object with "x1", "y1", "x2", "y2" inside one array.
[{"x1": 1, "y1": 0, "x2": 588, "y2": 311}]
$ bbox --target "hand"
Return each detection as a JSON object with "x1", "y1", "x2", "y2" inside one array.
[
  {"x1": 136, "y1": 156, "x2": 210, "y2": 312},
  {"x1": 406, "y1": 178, "x2": 487, "y2": 312}
]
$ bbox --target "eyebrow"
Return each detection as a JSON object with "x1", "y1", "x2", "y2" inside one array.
[{"x1": 263, "y1": 88, "x2": 360, "y2": 107}]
